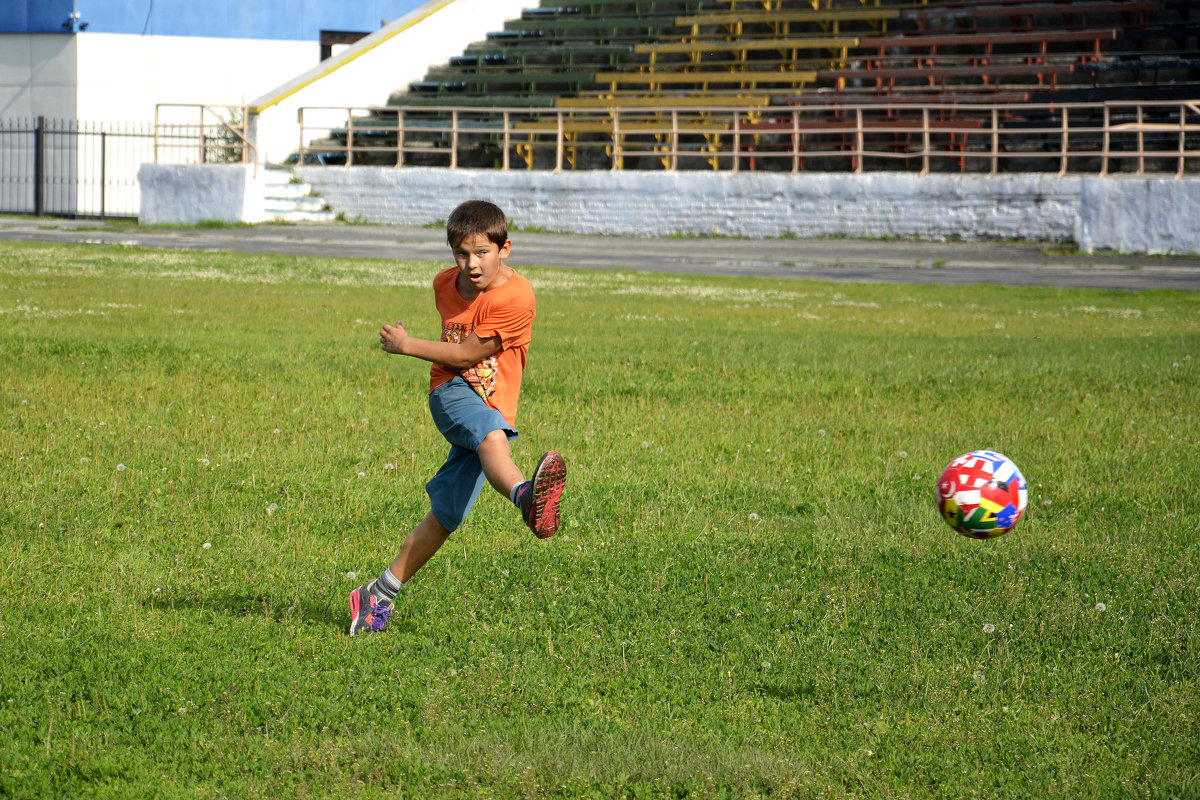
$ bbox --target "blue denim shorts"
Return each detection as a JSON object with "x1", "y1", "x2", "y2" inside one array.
[{"x1": 426, "y1": 377, "x2": 516, "y2": 532}]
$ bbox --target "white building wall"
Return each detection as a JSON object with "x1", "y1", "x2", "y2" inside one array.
[
  {"x1": 75, "y1": 34, "x2": 319, "y2": 124},
  {"x1": 250, "y1": 0, "x2": 541, "y2": 163},
  {"x1": 0, "y1": 33, "x2": 78, "y2": 119}
]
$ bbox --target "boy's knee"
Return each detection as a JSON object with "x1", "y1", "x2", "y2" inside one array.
[{"x1": 479, "y1": 429, "x2": 510, "y2": 451}]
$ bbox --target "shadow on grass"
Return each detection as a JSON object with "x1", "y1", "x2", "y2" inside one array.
[{"x1": 138, "y1": 591, "x2": 344, "y2": 632}]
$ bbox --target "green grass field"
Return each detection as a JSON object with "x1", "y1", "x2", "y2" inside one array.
[{"x1": 1, "y1": 240, "x2": 1197, "y2": 799}]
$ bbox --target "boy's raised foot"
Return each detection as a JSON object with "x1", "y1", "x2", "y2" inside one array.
[
  {"x1": 517, "y1": 450, "x2": 567, "y2": 539},
  {"x1": 348, "y1": 580, "x2": 394, "y2": 637}
]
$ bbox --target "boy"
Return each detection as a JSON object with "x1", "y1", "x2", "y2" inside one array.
[{"x1": 348, "y1": 200, "x2": 566, "y2": 637}]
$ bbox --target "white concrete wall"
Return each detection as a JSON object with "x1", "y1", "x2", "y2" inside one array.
[
  {"x1": 294, "y1": 167, "x2": 1085, "y2": 240},
  {"x1": 292, "y1": 167, "x2": 1199, "y2": 254},
  {"x1": 249, "y1": 0, "x2": 541, "y2": 164},
  {"x1": 140, "y1": 164, "x2": 1200, "y2": 255},
  {"x1": 138, "y1": 164, "x2": 267, "y2": 225},
  {"x1": 0, "y1": 34, "x2": 78, "y2": 118},
  {"x1": 1079, "y1": 177, "x2": 1200, "y2": 255}
]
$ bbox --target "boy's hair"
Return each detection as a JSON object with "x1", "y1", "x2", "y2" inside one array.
[{"x1": 446, "y1": 200, "x2": 509, "y2": 248}]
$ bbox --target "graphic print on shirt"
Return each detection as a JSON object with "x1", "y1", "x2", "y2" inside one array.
[{"x1": 443, "y1": 322, "x2": 498, "y2": 400}]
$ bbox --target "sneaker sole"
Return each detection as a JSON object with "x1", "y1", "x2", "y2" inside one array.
[
  {"x1": 348, "y1": 586, "x2": 367, "y2": 637},
  {"x1": 530, "y1": 451, "x2": 567, "y2": 539}
]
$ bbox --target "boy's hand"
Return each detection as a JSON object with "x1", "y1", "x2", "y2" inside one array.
[{"x1": 380, "y1": 320, "x2": 408, "y2": 354}]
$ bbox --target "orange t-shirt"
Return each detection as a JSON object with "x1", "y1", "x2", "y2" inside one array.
[{"x1": 428, "y1": 267, "x2": 535, "y2": 429}]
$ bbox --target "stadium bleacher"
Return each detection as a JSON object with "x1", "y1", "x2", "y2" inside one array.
[{"x1": 313, "y1": 0, "x2": 1199, "y2": 171}]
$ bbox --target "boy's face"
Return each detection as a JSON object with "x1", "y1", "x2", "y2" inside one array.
[{"x1": 451, "y1": 233, "x2": 512, "y2": 293}]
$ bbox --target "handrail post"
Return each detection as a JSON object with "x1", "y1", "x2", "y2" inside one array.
[
  {"x1": 610, "y1": 111, "x2": 620, "y2": 171},
  {"x1": 1099, "y1": 104, "x2": 1110, "y2": 177},
  {"x1": 1176, "y1": 102, "x2": 1185, "y2": 180},
  {"x1": 556, "y1": 111, "x2": 565, "y2": 173},
  {"x1": 990, "y1": 107, "x2": 998, "y2": 175},
  {"x1": 1136, "y1": 104, "x2": 1145, "y2": 175},
  {"x1": 732, "y1": 111, "x2": 741, "y2": 173},
  {"x1": 346, "y1": 108, "x2": 355, "y2": 166},
  {"x1": 1058, "y1": 107, "x2": 1068, "y2": 177},
  {"x1": 396, "y1": 109, "x2": 405, "y2": 168},
  {"x1": 450, "y1": 109, "x2": 459, "y2": 170},
  {"x1": 671, "y1": 109, "x2": 679, "y2": 171},
  {"x1": 792, "y1": 108, "x2": 800, "y2": 173},
  {"x1": 503, "y1": 110, "x2": 511, "y2": 171},
  {"x1": 920, "y1": 106, "x2": 930, "y2": 176},
  {"x1": 855, "y1": 107, "x2": 864, "y2": 174}
]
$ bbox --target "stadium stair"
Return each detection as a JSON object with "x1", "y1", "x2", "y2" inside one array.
[
  {"x1": 303, "y1": 0, "x2": 1199, "y2": 172},
  {"x1": 262, "y1": 169, "x2": 337, "y2": 223}
]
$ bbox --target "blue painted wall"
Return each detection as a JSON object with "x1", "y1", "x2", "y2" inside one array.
[{"x1": 0, "y1": 0, "x2": 432, "y2": 38}]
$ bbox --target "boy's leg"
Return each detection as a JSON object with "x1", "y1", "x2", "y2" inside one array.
[
  {"x1": 389, "y1": 512, "x2": 451, "y2": 583},
  {"x1": 478, "y1": 429, "x2": 567, "y2": 539},
  {"x1": 478, "y1": 428, "x2": 525, "y2": 496},
  {"x1": 349, "y1": 512, "x2": 450, "y2": 637}
]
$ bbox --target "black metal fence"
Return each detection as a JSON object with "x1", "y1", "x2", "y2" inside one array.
[{"x1": 0, "y1": 117, "x2": 156, "y2": 219}]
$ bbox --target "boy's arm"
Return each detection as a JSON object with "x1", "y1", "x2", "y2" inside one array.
[{"x1": 380, "y1": 320, "x2": 500, "y2": 369}]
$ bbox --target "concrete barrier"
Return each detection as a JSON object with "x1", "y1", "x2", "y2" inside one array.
[
  {"x1": 140, "y1": 164, "x2": 1200, "y2": 254},
  {"x1": 138, "y1": 164, "x2": 267, "y2": 225},
  {"x1": 297, "y1": 167, "x2": 1086, "y2": 241},
  {"x1": 1079, "y1": 176, "x2": 1200, "y2": 255}
]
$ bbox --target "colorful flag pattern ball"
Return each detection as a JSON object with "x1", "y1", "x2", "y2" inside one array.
[{"x1": 937, "y1": 450, "x2": 1028, "y2": 538}]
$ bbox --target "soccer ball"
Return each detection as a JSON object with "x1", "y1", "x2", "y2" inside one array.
[{"x1": 937, "y1": 450, "x2": 1028, "y2": 538}]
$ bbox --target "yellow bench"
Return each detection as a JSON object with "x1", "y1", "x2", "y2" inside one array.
[
  {"x1": 592, "y1": 69, "x2": 818, "y2": 91},
  {"x1": 635, "y1": 35, "x2": 859, "y2": 65},
  {"x1": 675, "y1": 7, "x2": 902, "y2": 36},
  {"x1": 555, "y1": 93, "x2": 772, "y2": 109},
  {"x1": 511, "y1": 117, "x2": 745, "y2": 171}
]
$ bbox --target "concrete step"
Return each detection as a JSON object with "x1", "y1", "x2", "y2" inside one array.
[
  {"x1": 267, "y1": 209, "x2": 339, "y2": 223},
  {"x1": 261, "y1": 169, "x2": 337, "y2": 223},
  {"x1": 265, "y1": 195, "x2": 328, "y2": 212}
]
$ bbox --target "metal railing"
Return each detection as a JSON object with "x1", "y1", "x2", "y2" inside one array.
[
  {"x1": 0, "y1": 117, "x2": 156, "y2": 218},
  {"x1": 296, "y1": 99, "x2": 1200, "y2": 177},
  {"x1": 153, "y1": 104, "x2": 258, "y2": 170}
]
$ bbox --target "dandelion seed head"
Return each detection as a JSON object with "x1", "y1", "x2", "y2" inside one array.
[
  {"x1": 818, "y1": 429, "x2": 827, "y2": 436},
  {"x1": 357, "y1": 471, "x2": 366, "y2": 478},
  {"x1": 79, "y1": 457, "x2": 89, "y2": 464},
  {"x1": 384, "y1": 463, "x2": 396, "y2": 471},
  {"x1": 1095, "y1": 602, "x2": 1107, "y2": 612},
  {"x1": 199, "y1": 458, "x2": 210, "y2": 467},
  {"x1": 749, "y1": 513, "x2": 760, "y2": 522},
  {"x1": 266, "y1": 502, "x2": 279, "y2": 515},
  {"x1": 202, "y1": 541, "x2": 212, "y2": 549},
  {"x1": 116, "y1": 463, "x2": 126, "y2": 472},
  {"x1": 346, "y1": 571, "x2": 357, "y2": 580},
  {"x1": 983, "y1": 623, "x2": 996, "y2": 634}
]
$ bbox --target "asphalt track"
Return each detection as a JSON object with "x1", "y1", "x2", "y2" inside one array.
[{"x1": 2, "y1": 216, "x2": 1198, "y2": 291}]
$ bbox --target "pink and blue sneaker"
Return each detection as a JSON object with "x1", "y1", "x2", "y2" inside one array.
[{"x1": 348, "y1": 580, "x2": 394, "y2": 637}]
